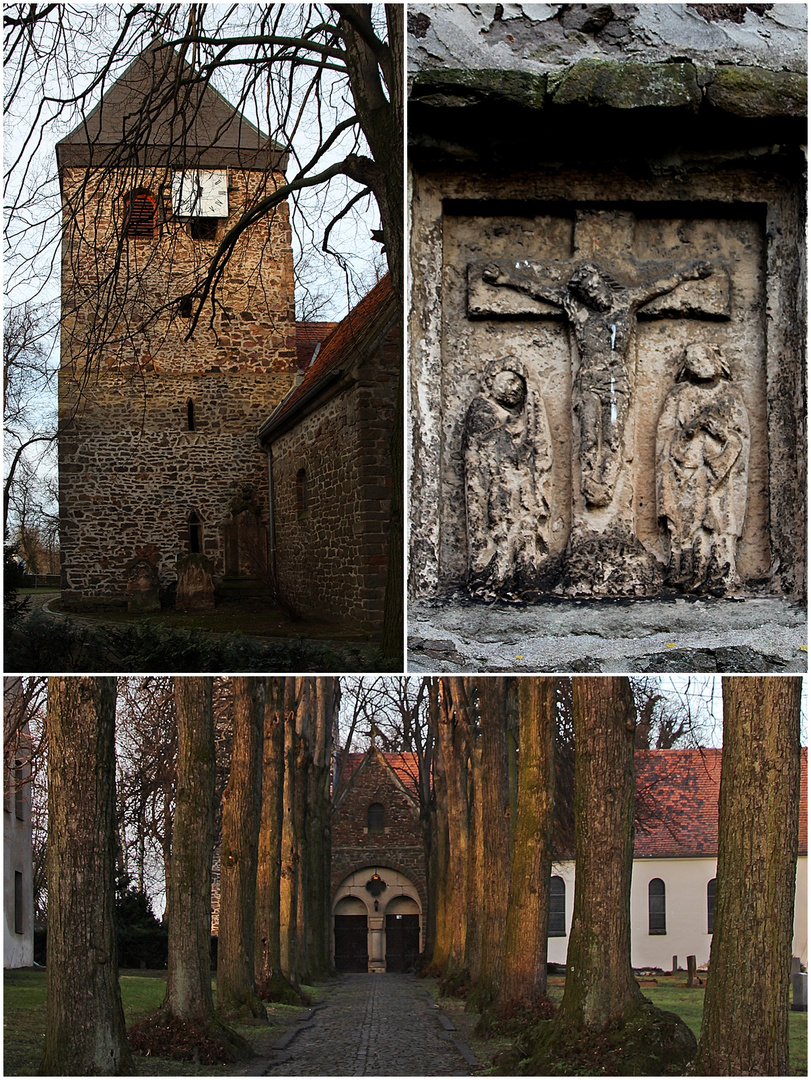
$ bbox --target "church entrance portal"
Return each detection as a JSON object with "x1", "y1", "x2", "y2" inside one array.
[
  {"x1": 333, "y1": 867, "x2": 423, "y2": 973},
  {"x1": 385, "y1": 912, "x2": 420, "y2": 972}
]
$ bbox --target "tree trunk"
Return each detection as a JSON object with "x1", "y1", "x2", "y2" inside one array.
[
  {"x1": 500, "y1": 677, "x2": 556, "y2": 1007},
  {"x1": 216, "y1": 678, "x2": 266, "y2": 1020},
  {"x1": 525, "y1": 677, "x2": 696, "y2": 1075},
  {"x1": 339, "y1": 4, "x2": 404, "y2": 661},
  {"x1": 434, "y1": 677, "x2": 472, "y2": 977},
  {"x1": 279, "y1": 680, "x2": 300, "y2": 984},
  {"x1": 560, "y1": 677, "x2": 642, "y2": 1028},
  {"x1": 255, "y1": 678, "x2": 298, "y2": 1002},
  {"x1": 470, "y1": 678, "x2": 512, "y2": 1007},
  {"x1": 694, "y1": 677, "x2": 801, "y2": 1076},
  {"x1": 41, "y1": 677, "x2": 133, "y2": 1076},
  {"x1": 293, "y1": 679, "x2": 311, "y2": 984},
  {"x1": 163, "y1": 677, "x2": 216, "y2": 1022},
  {"x1": 305, "y1": 678, "x2": 335, "y2": 979}
]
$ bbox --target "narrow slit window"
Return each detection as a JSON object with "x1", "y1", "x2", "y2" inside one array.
[
  {"x1": 14, "y1": 870, "x2": 24, "y2": 934},
  {"x1": 189, "y1": 512, "x2": 202, "y2": 554},
  {"x1": 187, "y1": 399, "x2": 195, "y2": 431},
  {"x1": 124, "y1": 191, "x2": 158, "y2": 239},
  {"x1": 367, "y1": 803, "x2": 385, "y2": 833},
  {"x1": 296, "y1": 468, "x2": 309, "y2": 517}
]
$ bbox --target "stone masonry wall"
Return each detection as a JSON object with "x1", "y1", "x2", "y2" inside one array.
[
  {"x1": 271, "y1": 318, "x2": 400, "y2": 632},
  {"x1": 59, "y1": 165, "x2": 297, "y2": 604},
  {"x1": 331, "y1": 752, "x2": 426, "y2": 910}
]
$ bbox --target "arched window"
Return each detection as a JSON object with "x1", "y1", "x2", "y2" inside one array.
[
  {"x1": 549, "y1": 876, "x2": 566, "y2": 936},
  {"x1": 186, "y1": 399, "x2": 195, "y2": 431},
  {"x1": 367, "y1": 802, "x2": 385, "y2": 834},
  {"x1": 188, "y1": 512, "x2": 202, "y2": 554},
  {"x1": 648, "y1": 878, "x2": 666, "y2": 935},
  {"x1": 124, "y1": 191, "x2": 158, "y2": 239},
  {"x1": 707, "y1": 878, "x2": 716, "y2": 934}
]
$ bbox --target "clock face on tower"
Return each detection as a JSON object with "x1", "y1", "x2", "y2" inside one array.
[{"x1": 172, "y1": 169, "x2": 229, "y2": 218}]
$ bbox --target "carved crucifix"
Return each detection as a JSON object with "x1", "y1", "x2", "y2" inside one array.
[{"x1": 468, "y1": 211, "x2": 730, "y2": 512}]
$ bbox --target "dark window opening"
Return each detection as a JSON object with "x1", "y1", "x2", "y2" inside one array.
[
  {"x1": 190, "y1": 217, "x2": 218, "y2": 241},
  {"x1": 549, "y1": 875, "x2": 566, "y2": 936},
  {"x1": 14, "y1": 870, "x2": 24, "y2": 934},
  {"x1": 179, "y1": 296, "x2": 194, "y2": 318},
  {"x1": 187, "y1": 399, "x2": 195, "y2": 431},
  {"x1": 124, "y1": 191, "x2": 158, "y2": 239},
  {"x1": 707, "y1": 878, "x2": 716, "y2": 934},
  {"x1": 14, "y1": 759, "x2": 25, "y2": 821},
  {"x1": 189, "y1": 512, "x2": 202, "y2": 554},
  {"x1": 648, "y1": 878, "x2": 666, "y2": 935},
  {"x1": 368, "y1": 802, "x2": 385, "y2": 833}
]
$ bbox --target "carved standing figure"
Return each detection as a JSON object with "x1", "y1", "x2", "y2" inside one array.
[
  {"x1": 463, "y1": 357, "x2": 552, "y2": 601},
  {"x1": 656, "y1": 343, "x2": 750, "y2": 594},
  {"x1": 482, "y1": 258, "x2": 714, "y2": 508}
]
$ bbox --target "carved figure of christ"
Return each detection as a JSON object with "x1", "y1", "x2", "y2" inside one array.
[{"x1": 479, "y1": 258, "x2": 714, "y2": 508}]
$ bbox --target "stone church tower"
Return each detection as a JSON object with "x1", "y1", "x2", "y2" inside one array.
[{"x1": 56, "y1": 41, "x2": 297, "y2": 608}]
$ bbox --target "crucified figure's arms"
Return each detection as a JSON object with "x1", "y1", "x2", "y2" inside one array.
[
  {"x1": 482, "y1": 262, "x2": 565, "y2": 307},
  {"x1": 631, "y1": 260, "x2": 714, "y2": 308}
]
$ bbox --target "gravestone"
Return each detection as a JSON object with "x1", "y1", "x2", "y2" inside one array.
[
  {"x1": 176, "y1": 553, "x2": 216, "y2": 612},
  {"x1": 792, "y1": 972, "x2": 807, "y2": 1012},
  {"x1": 124, "y1": 558, "x2": 161, "y2": 614},
  {"x1": 408, "y1": 6, "x2": 805, "y2": 628}
]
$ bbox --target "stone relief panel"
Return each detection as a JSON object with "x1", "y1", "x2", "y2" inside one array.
[{"x1": 438, "y1": 203, "x2": 769, "y2": 600}]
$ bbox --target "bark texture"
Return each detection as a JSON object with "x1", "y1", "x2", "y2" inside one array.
[
  {"x1": 41, "y1": 677, "x2": 133, "y2": 1076},
  {"x1": 560, "y1": 676, "x2": 642, "y2": 1029},
  {"x1": 500, "y1": 677, "x2": 556, "y2": 1007},
  {"x1": 164, "y1": 677, "x2": 216, "y2": 1021},
  {"x1": 524, "y1": 676, "x2": 696, "y2": 1075},
  {"x1": 255, "y1": 677, "x2": 297, "y2": 1001},
  {"x1": 470, "y1": 677, "x2": 512, "y2": 1005},
  {"x1": 694, "y1": 676, "x2": 801, "y2": 1076},
  {"x1": 217, "y1": 678, "x2": 266, "y2": 1020}
]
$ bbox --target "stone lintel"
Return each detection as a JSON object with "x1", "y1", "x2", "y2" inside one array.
[{"x1": 412, "y1": 62, "x2": 807, "y2": 120}]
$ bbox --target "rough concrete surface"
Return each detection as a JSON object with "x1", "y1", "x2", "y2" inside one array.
[{"x1": 408, "y1": 597, "x2": 807, "y2": 673}]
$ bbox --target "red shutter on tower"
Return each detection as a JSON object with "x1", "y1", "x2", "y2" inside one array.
[{"x1": 124, "y1": 192, "x2": 157, "y2": 238}]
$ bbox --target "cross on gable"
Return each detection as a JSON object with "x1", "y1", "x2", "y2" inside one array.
[{"x1": 467, "y1": 209, "x2": 731, "y2": 321}]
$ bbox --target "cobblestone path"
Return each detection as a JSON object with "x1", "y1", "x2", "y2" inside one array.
[{"x1": 263, "y1": 974, "x2": 475, "y2": 1076}]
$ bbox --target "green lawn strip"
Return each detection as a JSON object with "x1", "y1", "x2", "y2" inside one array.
[{"x1": 4, "y1": 969, "x2": 313, "y2": 1077}]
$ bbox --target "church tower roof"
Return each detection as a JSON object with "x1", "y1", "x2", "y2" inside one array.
[{"x1": 56, "y1": 37, "x2": 287, "y2": 172}]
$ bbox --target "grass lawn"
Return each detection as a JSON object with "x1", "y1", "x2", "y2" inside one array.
[
  {"x1": 4, "y1": 968, "x2": 313, "y2": 1077},
  {"x1": 432, "y1": 974, "x2": 808, "y2": 1076}
]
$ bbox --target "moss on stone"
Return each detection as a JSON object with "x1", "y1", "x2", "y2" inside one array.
[
  {"x1": 707, "y1": 65, "x2": 807, "y2": 118},
  {"x1": 412, "y1": 68, "x2": 547, "y2": 111},
  {"x1": 549, "y1": 59, "x2": 702, "y2": 111}
]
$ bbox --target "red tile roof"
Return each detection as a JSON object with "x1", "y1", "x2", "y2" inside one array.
[
  {"x1": 634, "y1": 747, "x2": 808, "y2": 859},
  {"x1": 296, "y1": 321, "x2": 337, "y2": 370},
  {"x1": 337, "y1": 749, "x2": 421, "y2": 801},
  {"x1": 262, "y1": 273, "x2": 396, "y2": 433},
  {"x1": 339, "y1": 747, "x2": 808, "y2": 859}
]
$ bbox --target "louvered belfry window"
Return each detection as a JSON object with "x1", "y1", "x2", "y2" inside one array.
[{"x1": 124, "y1": 191, "x2": 158, "y2": 238}]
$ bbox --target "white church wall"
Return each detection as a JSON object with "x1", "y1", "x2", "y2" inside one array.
[{"x1": 546, "y1": 855, "x2": 808, "y2": 971}]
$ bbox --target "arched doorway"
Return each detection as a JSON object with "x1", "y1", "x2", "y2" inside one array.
[
  {"x1": 385, "y1": 895, "x2": 421, "y2": 972},
  {"x1": 332, "y1": 866, "x2": 423, "y2": 973},
  {"x1": 333, "y1": 896, "x2": 368, "y2": 972}
]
